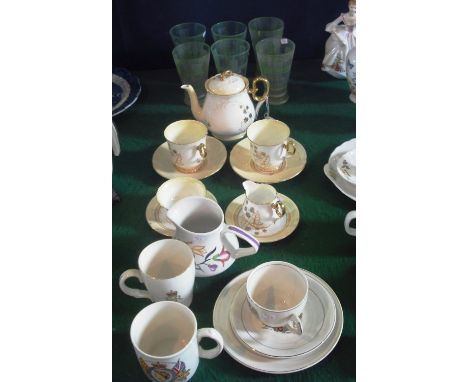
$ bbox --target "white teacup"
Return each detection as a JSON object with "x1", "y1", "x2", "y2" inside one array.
[
  {"x1": 247, "y1": 119, "x2": 296, "y2": 174},
  {"x1": 246, "y1": 261, "x2": 308, "y2": 334},
  {"x1": 344, "y1": 210, "x2": 356, "y2": 236},
  {"x1": 119, "y1": 239, "x2": 195, "y2": 306},
  {"x1": 164, "y1": 120, "x2": 208, "y2": 173},
  {"x1": 240, "y1": 180, "x2": 286, "y2": 236},
  {"x1": 131, "y1": 301, "x2": 223, "y2": 382},
  {"x1": 156, "y1": 177, "x2": 207, "y2": 210}
]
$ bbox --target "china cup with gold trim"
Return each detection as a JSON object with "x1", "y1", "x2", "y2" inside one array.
[
  {"x1": 164, "y1": 120, "x2": 208, "y2": 173},
  {"x1": 247, "y1": 119, "x2": 296, "y2": 174}
]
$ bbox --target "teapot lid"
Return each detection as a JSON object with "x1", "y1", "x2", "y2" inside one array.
[{"x1": 205, "y1": 70, "x2": 248, "y2": 96}]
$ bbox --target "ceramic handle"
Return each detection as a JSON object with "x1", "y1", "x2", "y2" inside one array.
[
  {"x1": 285, "y1": 313, "x2": 303, "y2": 335},
  {"x1": 197, "y1": 328, "x2": 224, "y2": 359},
  {"x1": 282, "y1": 139, "x2": 296, "y2": 158},
  {"x1": 249, "y1": 76, "x2": 270, "y2": 102},
  {"x1": 220, "y1": 225, "x2": 260, "y2": 259},
  {"x1": 271, "y1": 200, "x2": 285, "y2": 218},
  {"x1": 119, "y1": 269, "x2": 151, "y2": 300},
  {"x1": 344, "y1": 210, "x2": 356, "y2": 236},
  {"x1": 197, "y1": 143, "x2": 207, "y2": 158}
]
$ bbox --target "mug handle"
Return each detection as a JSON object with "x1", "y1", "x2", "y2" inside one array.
[
  {"x1": 220, "y1": 225, "x2": 260, "y2": 259},
  {"x1": 344, "y1": 210, "x2": 356, "y2": 236},
  {"x1": 197, "y1": 328, "x2": 224, "y2": 359},
  {"x1": 281, "y1": 139, "x2": 296, "y2": 158},
  {"x1": 271, "y1": 200, "x2": 285, "y2": 218},
  {"x1": 119, "y1": 269, "x2": 151, "y2": 300},
  {"x1": 197, "y1": 143, "x2": 207, "y2": 158}
]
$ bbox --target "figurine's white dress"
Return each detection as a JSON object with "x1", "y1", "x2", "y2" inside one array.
[{"x1": 322, "y1": 14, "x2": 356, "y2": 79}]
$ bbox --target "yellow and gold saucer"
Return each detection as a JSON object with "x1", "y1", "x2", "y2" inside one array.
[
  {"x1": 152, "y1": 136, "x2": 227, "y2": 180},
  {"x1": 146, "y1": 191, "x2": 218, "y2": 236},
  {"x1": 229, "y1": 138, "x2": 307, "y2": 183},
  {"x1": 225, "y1": 193, "x2": 299, "y2": 243}
]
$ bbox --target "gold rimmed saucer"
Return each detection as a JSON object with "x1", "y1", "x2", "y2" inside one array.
[
  {"x1": 229, "y1": 138, "x2": 307, "y2": 183},
  {"x1": 152, "y1": 136, "x2": 227, "y2": 180},
  {"x1": 146, "y1": 191, "x2": 218, "y2": 237},
  {"x1": 225, "y1": 193, "x2": 299, "y2": 243}
]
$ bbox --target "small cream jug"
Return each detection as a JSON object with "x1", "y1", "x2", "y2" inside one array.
[
  {"x1": 240, "y1": 181, "x2": 286, "y2": 236},
  {"x1": 167, "y1": 196, "x2": 260, "y2": 277},
  {"x1": 181, "y1": 70, "x2": 270, "y2": 141}
]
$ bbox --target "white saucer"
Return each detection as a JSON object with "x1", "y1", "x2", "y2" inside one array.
[
  {"x1": 324, "y1": 138, "x2": 356, "y2": 201},
  {"x1": 213, "y1": 269, "x2": 343, "y2": 374},
  {"x1": 145, "y1": 191, "x2": 217, "y2": 237},
  {"x1": 152, "y1": 136, "x2": 227, "y2": 180},
  {"x1": 229, "y1": 274, "x2": 336, "y2": 358},
  {"x1": 229, "y1": 138, "x2": 307, "y2": 184},
  {"x1": 224, "y1": 194, "x2": 300, "y2": 243}
]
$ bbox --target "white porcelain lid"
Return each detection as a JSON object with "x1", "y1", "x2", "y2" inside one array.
[{"x1": 206, "y1": 71, "x2": 246, "y2": 95}]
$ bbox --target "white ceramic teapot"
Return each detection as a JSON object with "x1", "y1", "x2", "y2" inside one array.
[
  {"x1": 167, "y1": 196, "x2": 260, "y2": 277},
  {"x1": 181, "y1": 70, "x2": 270, "y2": 141}
]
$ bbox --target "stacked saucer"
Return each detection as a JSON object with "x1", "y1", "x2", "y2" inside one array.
[
  {"x1": 323, "y1": 138, "x2": 356, "y2": 200},
  {"x1": 213, "y1": 268, "x2": 343, "y2": 374}
]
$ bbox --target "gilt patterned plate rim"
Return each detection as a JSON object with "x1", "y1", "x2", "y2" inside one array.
[
  {"x1": 213, "y1": 269, "x2": 343, "y2": 374},
  {"x1": 152, "y1": 136, "x2": 227, "y2": 180},
  {"x1": 224, "y1": 193, "x2": 299, "y2": 243},
  {"x1": 229, "y1": 138, "x2": 307, "y2": 184},
  {"x1": 145, "y1": 191, "x2": 217, "y2": 237}
]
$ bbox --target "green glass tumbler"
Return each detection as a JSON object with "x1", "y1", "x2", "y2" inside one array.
[
  {"x1": 169, "y1": 22, "x2": 206, "y2": 46},
  {"x1": 211, "y1": 21, "x2": 247, "y2": 41},
  {"x1": 211, "y1": 39, "x2": 250, "y2": 76},
  {"x1": 256, "y1": 37, "x2": 295, "y2": 105},
  {"x1": 248, "y1": 17, "x2": 284, "y2": 49},
  {"x1": 172, "y1": 42, "x2": 210, "y2": 105}
]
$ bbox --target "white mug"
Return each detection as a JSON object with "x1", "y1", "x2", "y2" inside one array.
[
  {"x1": 344, "y1": 210, "x2": 356, "y2": 236},
  {"x1": 131, "y1": 301, "x2": 223, "y2": 382},
  {"x1": 246, "y1": 261, "x2": 308, "y2": 334},
  {"x1": 164, "y1": 120, "x2": 208, "y2": 173},
  {"x1": 240, "y1": 180, "x2": 286, "y2": 236},
  {"x1": 119, "y1": 239, "x2": 195, "y2": 306},
  {"x1": 247, "y1": 119, "x2": 296, "y2": 174}
]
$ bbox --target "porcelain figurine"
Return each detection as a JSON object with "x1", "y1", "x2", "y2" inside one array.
[
  {"x1": 321, "y1": 0, "x2": 356, "y2": 79},
  {"x1": 346, "y1": 46, "x2": 356, "y2": 103},
  {"x1": 182, "y1": 70, "x2": 270, "y2": 141}
]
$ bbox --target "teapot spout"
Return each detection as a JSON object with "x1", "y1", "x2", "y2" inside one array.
[{"x1": 181, "y1": 84, "x2": 204, "y2": 121}]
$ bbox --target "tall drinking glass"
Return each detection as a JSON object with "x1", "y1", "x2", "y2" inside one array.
[
  {"x1": 170, "y1": 22, "x2": 206, "y2": 46},
  {"x1": 211, "y1": 21, "x2": 247, "y2": 41},
  {"x1": 248, "y1": 17, "x2": 284, "y2": 74},
  {"x1": 211, "y1": 39, "x2": 250, "y2": 76},
  {"x1": 256, "y1": 37, "x2": 295, "y2": 105},
  {"x1": 172, "y1": 42, "x2": 210, "y2": 105}
]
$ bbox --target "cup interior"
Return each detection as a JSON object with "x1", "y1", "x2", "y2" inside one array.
[
  {"x1": 246, "y1": 183, "x2": 277, "y2": 204},
  {"x1": 156, "y1": 178, "x2": 206, "y2": 209},
  {"x1": 247, "y1": 262, "x2": 308, "y2": 311},
  {"x1": 247, "y1": 119, "x2": 290, "y2": 146},
  {"x1": 168, "y1": 196, "x2": 223, "y2": 234},
  {"x1": 164, "y1": 120, "x2": 207, "y2": 145},
  {"x1": 131, "y1": 302, "x2": 195, "y2": 358},
  {"x1": 139, "y1": 240, "x2": 194, "y2": 279}
]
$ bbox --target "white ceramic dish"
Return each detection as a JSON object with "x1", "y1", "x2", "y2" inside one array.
[
  {"x1": 323, "y1": 164, "x2": 356, "y2": 201},
  {"x1": 229, "y1": 275, "x2": 336, "y2": 358},
  {"x1": 324, "y1": 138, "x2": 356, "y2": 201},
  {"x1": 213, "y1": 269, "x2": 343, "y2": 374}
]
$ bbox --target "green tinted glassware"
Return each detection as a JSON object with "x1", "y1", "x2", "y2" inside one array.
[
  {"x1": 169, "y1": 22, "x2": 206, "y2": 46},
  {"x1": 256, "y1": 37, "x2": 295, "y2": 105},
  {"x1": 248, "y1": 17, "x2": 284, "y2": 50},
  {"x1": 172, "y1": 42, "x2": 210, "y2": 105},
  {"x1": 211, "y1": 21, "x2": 247, "y2": 41},
  {"x1": 211, "y1": 39, "x2": 250, "y2": 76}
]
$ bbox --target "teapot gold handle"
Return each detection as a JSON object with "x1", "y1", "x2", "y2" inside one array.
[{"x1": 249, "y1": 76, "x2": 270, "y2": 102}]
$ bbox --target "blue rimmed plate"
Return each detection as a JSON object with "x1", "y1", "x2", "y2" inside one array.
[{"x1": 112, "y1": 67, "x2": 141, "y2": 116}]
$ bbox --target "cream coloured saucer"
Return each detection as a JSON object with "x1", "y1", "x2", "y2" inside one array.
[
  {"x1": 152, "y1": 136, "x2": 227, "y2": 180},
  {"x1": 213, "y1": 269, "x2": 343, "y2": 374},
  {"x1": 229, "y1": 275, "x2": 336, "y2": 358},
  {"x1": 225, "y1": 193, "x2": 299, "y2": 243},
  {"x1": 229, "y1": 138, "x2": 307, "y2": 183},
  {"x1": 145, "y1": 191, "x2": 217, "y2": 236}
]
